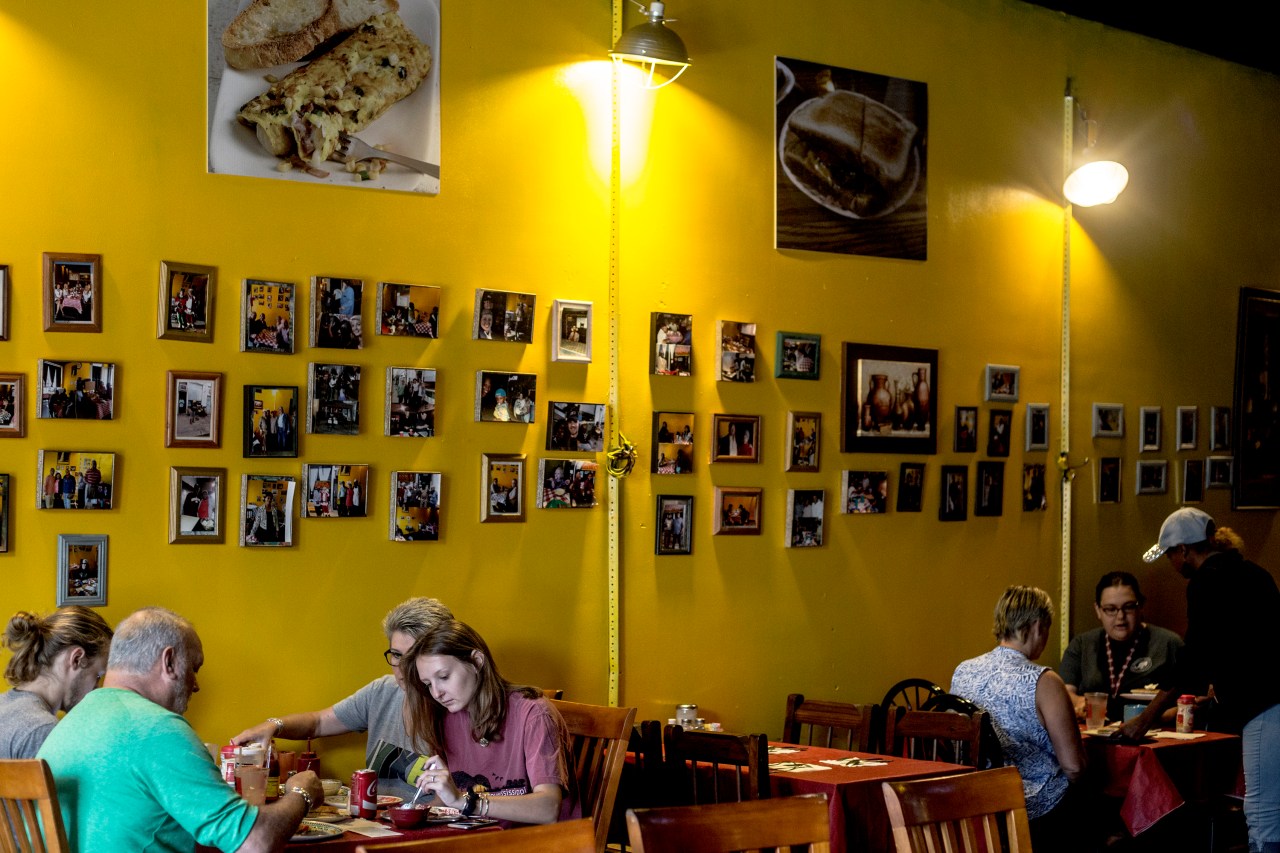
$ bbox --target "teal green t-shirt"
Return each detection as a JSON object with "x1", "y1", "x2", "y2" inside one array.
[{"x1": 38, "y1": 688, "x2": 257, "y2": 853}]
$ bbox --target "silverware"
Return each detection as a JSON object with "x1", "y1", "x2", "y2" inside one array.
[{"x1": 330, "y1": 133, "x2": 439, "y2": 179}]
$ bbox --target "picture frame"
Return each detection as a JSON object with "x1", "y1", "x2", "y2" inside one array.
[
  {"x1": 378, "y1": 282, "x2": 440, "y2": 338},
  {"x1": 37, "y1": 360, "x2": 116, "y2": 420},
  {"x1": 651, "y1": 312, "x2": 693, "y2": 376},
  {"x1": 986, "y1": 410, "x2": 1012, "y2": 457},
  {"x1": 939, "y1": 465, "x2": 968, "y2": 521},
  {"x1": 241, "y1": 278, "x2": 295, "y2": 354},
  {"x1": 1097, "y1": 457, "x2": 1122, "y2": 504},
  {"x1": 475, "y1": 371, "x2": 537, "y2": 423},
  {"x1": 36, "y1": 451, "x2": 115, "y2": 510},
  {"x1": 241, "y1": 474, "x2": 296, "y2": 547},
  {"x1": 1136, "y1": 460, "x2": 1168, "y2": 495},
  {"x1": 1234, "y1": 286, "x2": 1280, "y2": 508},
  {"x1": 0, "y1": 373, "x2": 25, "y2": 438},
  {"x1": 311, "y1": 276, "x2": 364, "y2": 349},
  {"x1": 776, "y1": 332, "x2": 820, "y2": 380},
  {"x1": 653, "y1": 412, "x2": 695, "y2": 474},
  {"x1": 655, "y1": 495, "x2": 693, "y2": 555},
  {"x1": 1207, "y1": 456, "x2": 1234, "y2": 489},
  {"x1": 710, "y1": 414, "x2": 761, "y2": 463},
  {"x1": 1182, "y1": 459, "x2": 1205, "y2": 504},
  {"x1": 0, "y1": 473, "x2": 9, "y2": 552},
  {"x1": 841, "y1": 470, "x2": 888, "y2": 514},
  {"x1": 307, "y1": 363, "x2": 361, "y2": 435},
  {"x1": 1139, "y1": 406, "x2": 1162, "y2": 452},
  {"x1": 547, "y1": 402, "x2": 606, "y2": 452},
  {"x1": 481, "y1": 453, "x2": 525, "y2": 522},
  {"x1": 1210, "y1": 406, "x2": 1231, "y2": 452},
  {"x1": 718, "y1": 320, "x2": 757, "y2": 382},
  {"x1": 785, "y1": 489, "x2": 824, "y2": 547},
  {"x1": 56, "y1": 534, "x2": 107, "y2": 607},
  {"x1": 473, "y1": 289, "x2": 535, "y2": 343},
  {"x1": 242, "y1": 385, "x2": 299, "y2": 458},
  {"x1": 1176, "y1": 406, "x2": 1198, "y2": 450},
  {"x1": 0, "y1": 264, "x2": 9, "y2": 340},
  {"x1": 537, "y1": 458, "x2": 599, "y2": 508},
  {"x1": 43, "y1": 252, "x2": 102, "y2": 333},
  {"x1": 841, "y1": 342, "x2": 937, "y2": 454},
  {"x1": 551, "y1": 299, "x2": 592, "y2": 362},
  {"x1": 391, "y1": 471, "x2": 440, "y2": 541},
  {"x1": 165, "y1": 371, "x2": 222, "y2": 448},
  {"x1": 984, "y1": 364, "x2": 1020, "y2": 402},
  {"x1": 386, "y1": 367, "x2": 436, "y2": 437},
  {"x1": 1092, "y1": 404, "x2": 1125, "y2": 438},
  {"x1": 713, "y1": 486, "x2": 762, "y2": 535},
  {"x1": 896, "y1": 462, "x2": 924, "y2": 512},
  {"x1": 302, "y1": 463, "x2": 370, "y2": 518},
  {"x1": 169, "y1": 467, "x2": 226, "y2": 544},
  {"x1": 975, "y1": 461, "x2": 1005, "y2": 517},
  {"x1": 1023, "y1": 464, "x2": 1048, "y2": 511},
  {"x1": 1025, "y1": 403, "x2": 1050, "y2": 452},
  {"x1": 157, "y1": 260, "x2": 215, "y2": 342},
  {"x1": 954, "y1": 406, "x2": 978, "y2": 453},
  {"x1": 785, "y1": 412, "x2": 820, "y2": 472}
]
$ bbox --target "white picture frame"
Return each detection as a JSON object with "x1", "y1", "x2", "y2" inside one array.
[{"x1": 984, "y1": 364, "x2": 1020, "y2": 403}]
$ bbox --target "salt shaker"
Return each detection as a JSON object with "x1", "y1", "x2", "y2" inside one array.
[{"x1": 676, "y1": 704, "x2": 698, "y2": 728}]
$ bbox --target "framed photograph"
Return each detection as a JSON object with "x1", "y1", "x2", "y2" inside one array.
[
  {"x1": 538, "y1": 458, "x2": 599, "y2": 508},
  {"x1": 896, "y1": 462, "x2": 924, "y2": 512},
  {"x1": 378, "y1": 282, "x2": 440, "y2": 338},
  {"x1": 303, "y1": 464, "x2": 369, "y2": 518},
  {"x1": 975, "y1": 461, "x2": 1005, "y2": 517},
  {"x1": 241, "y1": 474, "x2": 296, "y2": 547},
  {"x1": 0, "y1": 264, "x2": 8, "y2": 340},
  {"x1": 157, "y1": 261, "x2": 215, "y2": 342},
  {"x1": 1207, "y1": 456, "x2": 1234, "y2": 489},
  {"x1": 841, "y1": 342, "x2": 937, "y2": 454},
  {"x1": 1136, "y1": 460, "x2": 1168, "y2": 495},
  {"x1": 711, "y1": 414, "x2": 761, "y2": 463},
  {"x1": 954, "y1": 407, "x2": 978, "y2": 453},
  {"x1": 939, "y1": 465, "x2": 968, "y2": 521},
  {"x1": 56, "y1": 534, "x2": 107, "y2": 607},
  {"x1": 1234, "y1": 286, "x2": 1280, "y2": 508},
  {"x1": 37, "y1": 360, "x2": 116, "y2": 420},
  {"x1": 0, "y1": 373, "x2": 25, "y2": 438},
  {"x1": 36, "y1": 451, "x2": 114, "y2": 510},
  {"x1": 713, "y1": 486, "x2": 762, "y2": 535},
  {"x1": 655, "y1": 495, "x2": 693, "y2": 555},
  {"x1": 986, "y1": 410, "x2": 1012, "y2": 457},
  {"x1": 391, "y1": 471, "x2": 440, "y2": 541},
  {"x1": 1023, "y1": 464, "x2": 1048, "y2": 511},
  {"x1": 551, "y1": 300, "x2": 592, "y2": 362},
  {"x1": 1025, "y1": 403, "x2": 1050, "y2": 452},
  {"x1": 165, "y1": 371, "x2": 222, "y2": 448},
  {"x1": 651, "y1": 312, "x2": 692, "y2": 376},
  {"x1": 481, "y1": 453, "x2": 525, "y2": 522},
  {"x1": 1139, "y1": 406, "x2": 1162, "y2": 452},
  {"x1": 475, "y1": 371, "x2": 536, "y2": 423},
  {"x1": 243, "y1": 385, "x2": 299, "y2": 458},
  {"x1": 1176, "y1": 406, "x2": 1198, "y2": 450},
  {"x1": 1182, "y1": 459, "x2": 1205, "y2": 504},
  {"x1": 1210, "y1": 406, "x2": 1231, "y2": 452},
  {"x1": 43, "y1": 252, "x2": 102, "y2": 332},
  {"x1": 1097, "y1": 457, "x2": 1122, "y2": 504},
  {"x1": 841, "y1": 470, "x2": 888, "y2": 514},
  {"x1": 386, "y1": 367, "x2": 437, "y2": 437},
  {"x1": 653, "y1": 412, "x2": 695, "y2": 474},
  {"x1": 241, "y1": 279, "x2": 295, "y2": 354},
  {"x1": 718, "y1": 320, "x2": 757, "y2": 382},
  {"x1": 785, "y1": 412, "x2": 820, "y2": 472},
  {"x1": 169, "y1": 467, "x2": 226, "y2": 544},
  {"x1": 473, "y1": 289, "x2": 535, "y2": 343},
  {"x1": 776, "y1": 332, "x2": 820, "y2": 380},
  {"x1": 311, "y1": 276, "x2": 364, "y2": 349},
  {"x1": 0, "y1": 473, "x2": 9, "y2": 552},
  {"x1": 984, "y1": 365, "x2": 1020, "y2": 403},
  {"x1": 547, "y1": 402, "x2": 606, "y2": 452},
  {"x1": 786, "y1": 489, "x2": 824, "y2": 547},
  {"x1": 1092, "y1": 404, "x2": 1125, "y2": 438},
  {"x1": 307, "y1": 363, "x2": 361, "y2": 435}
]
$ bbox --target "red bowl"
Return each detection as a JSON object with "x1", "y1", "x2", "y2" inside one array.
[{"x1": 388, "y1": 804, "x2": 428, "y2": 829}]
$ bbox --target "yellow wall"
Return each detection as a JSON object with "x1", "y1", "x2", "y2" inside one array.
[{"x1": 2, "y1": 0, "x2": 1279, "y2": 779}]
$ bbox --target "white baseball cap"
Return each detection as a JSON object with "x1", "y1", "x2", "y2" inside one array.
[{"x1": 1142, "y1": 507, "x2": 1213, "y2": 562}]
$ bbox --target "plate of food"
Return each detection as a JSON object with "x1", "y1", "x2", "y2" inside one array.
[
  {"x1": 377, "y1": 795, "x2": 403, "y2": 809},
  {"x1": 323, "y1": 795, "x2": 348, "y2": 810},
  {"x1": 290, "y1": 820, "x2": 346, "y2": 842},
  {"x1": 424, "y1": 805, "x2": 463, "y2": 823},
  {"x1": 304, "y1": 804, "x2": 351, "y2": 823}
]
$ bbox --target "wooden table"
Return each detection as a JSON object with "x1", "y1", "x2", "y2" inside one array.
[{"x1": 282, "y1": 819, "x2": 498, "y2": 852}]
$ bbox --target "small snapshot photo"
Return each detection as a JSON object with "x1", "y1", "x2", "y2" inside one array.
[
  {"x1": 1097, "y1": 457, "x2": 1122, "y2": 503},
  {"x1": 786, "y1": 489, "x2": 824, "y2": 547},
  {"x1": 1177, "y1": 406, "x2": 1199, "y2": 450},
  {"x1": 1093, "y1": 403, "x2": 1125, "y2": 438},
  {"x1": 1210, "y1": 406, "x2": 1231, "y2": 452},
  {"x1": 0, "y1": 374, "x2": 22, "y2": 438},
  {"x1": 169, "y1": 467, "x2": 225, "y2": 544},
  {"x1": 378, "y1": 282, "x2": 440, "y2": 338},
  {"x1": 482, "y1": 453, "x2": 525, "y2": 522},
  {"x1": 538, "y1": 458, "x2": 599, "y2": 508},
  {"x1": 241, "y1": 475, "x2": 296, "y2": 547},
  {"x1": 1023, "y1": 464, "x2": 1048, "y2": 511},
  {"x1": 1207, "y1": 456, "x2": 1233, "y2": 489},
  {"x1": 776, "y1": 331, "x2": 820, "y2": 380},
  {"x1": 386, "y1": 367, "x2": 436, "y2": 438},
  {"x1": 975, "y1": 461, "x2": 1005, "y2": 517},
  {"x1": 158, "y1": 260, "x2": 215, "y2": 342},
  {"x1": 1136, "y1": 460, "x2": 1168, "y2": 495},
  {"x1": 37, "y1": 451, "x2": 114, "y2": 510},
  {"x1": 1139, "y1": 406, "x2": 1162, "y2": 452},
  {"x1": 711, "y1": 414, "x2": 761, "y2": 463},
  {"x1": 243, "y1": 385, "x2": 299, "y2": 458},
  {"x1": 1182, "y1": 459, "x2": 1205, "y2": 504},
  {"x1": 391, "y1": 471, "x2": 441, "y2": 541},
  {"x1": 655, "y1": 495, "x2": 693, "y2": 555},
  {"x1": 786, "y1": 412, "x2": 820, "y2": 472},
  {"x1": 474, "y1": 289, "x2": 535, "y2": 343},
  {"x1": 303, "y1": 463, "x2": 369, "y2": 518},
  {"x1": 653, "y1": 412, "x2": 695, "y2": 474},
  {"x1": 475, "y1": 371, "x2": 537, "y2": 423},
  {"x1": 166, "y1": 371, "x2": 222, "y2": 448},
  {"x1": 38, "y1": 360, "x2": 116, "y2": 420},
  {"x1": 984, "y1": 364, "x2": 1020, "y2": 402},
  {"x1": 552, "y1": 300, "x2": 592, "y2": 362},
  {"x1": 547, "y1": 402, "x2": 606, "y2": 452},
  {"x1": 56, "y1": 534, "x2": 107, "y2": 606},
  {"x1": 308, "y1": 363, "x2": 361, "y2": 435},
  {"x1": 1026, "y1": 404, "x2": 1050, "y2": 452},
  {"x1": 987, "y1": 410, "x2": 1012, "y2": 457},
  {"x1": 713, "y1": 486, "x2": 762, "y2": 535},
  {"x1": 954, "y1": 406, "x2": 978, "y2": 453},
  {"x1": 43, "y1": 252, "x2": 102, "y2": 332},
  {"x1": 0, "y1": 473, "x2": 10, "y2": 552},
  {"x1": 718, "y1": 320, "x2": 757, "y2": 382},
  {"x1": 939, "y1": 465, "x2": 968, "y2": 521},
  {"x1": 842, "y1": 470, "x2": 888, "y2": 514},
  {"x1": 311, "y1": 276, "x2": 364, "y2": 349},
  {"x1": 897, "y1": 462, "x2": 925, "y2": 512},
  {"x1": 651, "y1": 312, "x2": 693, "y2": 376},
  {"x1": 241, "y1": 279, "x2": 295, "y2": 354}
]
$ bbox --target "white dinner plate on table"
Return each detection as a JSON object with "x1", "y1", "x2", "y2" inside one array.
[{"x1": 290, "y1": 820, "x2": 345, "y2": 842}]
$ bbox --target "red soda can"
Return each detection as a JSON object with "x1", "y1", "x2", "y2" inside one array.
[{"x1": 352, "y1": 769, "x2": 378, "y2": 819}]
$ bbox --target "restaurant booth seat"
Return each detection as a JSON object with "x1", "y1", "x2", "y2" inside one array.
[
  {"x1": 663, "y1": 726, "x2": 770, "y2": 805},
  {"x1": 0, "y1": 758, "x2": 70, "y2": 853},
  {"x1": 880, "y1": 766, "x2": 1032, "y2": 853},
  {"x1": 782, "y1": 693, "x2": 877, "y2": 753},
  {"x1": 355, "y1": 817, "x2": 596, "y2": 853},
  {"x1": 549, "y1": 699, "x2": 637, "y2": 853},
  {"x1": 626, "y1": 793, "x2": 831, "y2": 853}
]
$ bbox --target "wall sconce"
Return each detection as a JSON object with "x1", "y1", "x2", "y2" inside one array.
[
  {"x1": 610, "y1": 1, "x2": 690, "y2": 89},
  {"x1": 1063, "y1": 82, "x2": 1128, "y2": 207}
]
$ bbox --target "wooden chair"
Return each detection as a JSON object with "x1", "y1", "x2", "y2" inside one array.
[
  {"x1": 0, "y1": 758, "x2": 70, "y2": 853},
  {"x1": 880, "y1": 678, "x2": 945, "y2": 713},
  {"x1": 782, "y1": 693, "x2": 876, "y2": 752},
  {"x1": 540, "y1": 688, "x2": 565, "y2": 700},
  {"x1": 354, "y1": 818, "x2": 595, "y2": 852},
  {"x1": 549, "y1": 699, "x2": 636, "y2": 853},
  {"x1": 663, "y1": 725, "x2": 770, "y2": 805},
  {"x1": 880, "y1": 767, "x2": 1032, "y2": 853},
  {"x1": 606, "y1": 720, "x2": 666, "y2": 849},
  {"x1": 884, "y1": 706, "x2": 988, "y2": 768},
  {"x1": 626, "y1": 793, "x2": 831, "y2": 852}
]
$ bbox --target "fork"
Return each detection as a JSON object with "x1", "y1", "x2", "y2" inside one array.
[{"x1": 330, "y1": 133, "x2": 439, "y2": 179}]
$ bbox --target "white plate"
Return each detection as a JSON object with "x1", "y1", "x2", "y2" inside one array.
[
  {"x1": 290, "y1": 820, "x2": 345, "y2": 842},
  {"x1": 208, "y1": 0, "x2": 441, "y2": 194},
  {"x1": 1120, "y1": 691, "x2": 1158, "y2": 702}
]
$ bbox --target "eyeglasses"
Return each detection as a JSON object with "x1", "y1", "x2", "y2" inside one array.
[
  {"x1": 384, "y1": 649, "x2": 404, "y2": 666},
  {"x1": 1099, "y1": 602, "x2": 1140, "y2": 617}
]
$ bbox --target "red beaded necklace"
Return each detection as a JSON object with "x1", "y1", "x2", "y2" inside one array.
[{"x1": 1104, "y1": 636, "x2": 1138, "y2": 697}]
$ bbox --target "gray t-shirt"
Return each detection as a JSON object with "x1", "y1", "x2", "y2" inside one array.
[
  {"x1": 0, "y1": 689, "x2": 59, "y2": 759},
  {"x1": 332, "y1": 675, "x2": 418, "y2": 798}
]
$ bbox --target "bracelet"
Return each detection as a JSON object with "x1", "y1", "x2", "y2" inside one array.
[
  {"x1": 479, "y1": 792, "x2": 490, "y2": 817},
  {"x1": 267, "y1": 717, "x2": 285, "y2": 735},
  {"x1": 288, "y1": 786, "x2": 314, "y2": 812},
  {"x1": 460, "y1": 791, "x2": 477, "y2": 817}
]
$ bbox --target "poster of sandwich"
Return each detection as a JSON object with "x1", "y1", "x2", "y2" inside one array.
[
  {"x1": 208, "y1": 0, "x2": 441, "y2": 195},
  {"x1": 775, "y1": 57, "x2": 927, "y2": 260}
]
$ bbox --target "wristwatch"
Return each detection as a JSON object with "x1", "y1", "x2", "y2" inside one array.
[{"x1": 288, "y1": 786, "x2": 314, "y2": 812}]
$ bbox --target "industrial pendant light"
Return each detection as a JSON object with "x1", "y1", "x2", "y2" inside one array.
[
  {"x1": 1063, "y1": 81, "x2": 1128, "y2": 207},
  {"x1": 610, "y1": 1, "x2": 690, "y2": 89}
]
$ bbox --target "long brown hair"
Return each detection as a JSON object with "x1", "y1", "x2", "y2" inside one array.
[{"x1": 3, "y1": 606, "x2": 113, "y2": 686}]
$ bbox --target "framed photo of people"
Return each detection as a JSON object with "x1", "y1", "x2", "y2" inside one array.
[
  {"x1": 986, "y1": 410, "x2": 1012, "y2": 458},
  {"x1": 303, "y1": 463, "x2": 369, "y2": 518},
  {"x1": 652, "y1": 412, "x2": 694, "y2": 474},
  {"x1": 1176, "y1": 406, "x2": 1198, "y2": 450},
  {"x1": 776, "y1": 331, "x2": 820, "y2": 380},
  {"x1": 1207, "y1": 456, "x2": 1234, "y2": 489},
  {"x1": 547, "y1": 402, "x2": 605, "y2": 452},
  {"x1": 1234, "y1": 286, "x2": 1280, "y2": 508},
  {"x1": 241, "y1": 474, "x2": 296, "y2": 547},
  {"x1": 954, "y1": 406, "x2": 978, "y2": 453},
  {"x1": 43, "y1": 252, "x2": 102, "y2": 333},
  {"x1": 718, "y1": 320, "x2": 757, "y2": 382},
  {"x1": 537, "y1": 459, "x2": 598, "y2": 508},
  {"x1": 651, "y1": 312, "x2": 692, "y2": 376},
  {"x1": 939, "y1": 465, "x2": 968, "y2": 521},
  {"x1": 36, "y1": 451, "x2": 115, "y2": 510},
  {"x1": 1097, "y1": 457, "x2": 1122, "y2": 504},
  {"x1": 243, "y1": 385, "x2": 299, "y2": 458},
  {"x1": 386, "y1": 367, "x2": 437, "y2": 437},
  {"x1": 1092, "y1": 403, "x2": 1124, "y2": 439},
  {"x1": 0, "y1": 473, "x2": 9, "y2": 552},
  {"x1": 481, "y1": 453, "x2": 525, "y2": 522},
  {"x1": 710, "y1": 414, "x2": 760, "y2": 463},
  {"x1": 311, "y1": 276, "x2": 364, "y2": 348},
  {"x1": 841, "y1": 342, "x2": 937, "y2": 454},
  {"x1": 308, "y1": 363, "x2": 361, "y2": 435},
  {"x1": 1023, "y1": 464, "x2": 1048, "y2": 511},
  {"x1": 1136, "y1": 460, "x2": 1168, "y2": 495},
  {"x1": 241, "y1": 279, "x2": 295, "y2": 354},
  {"x1": 984, "y1": 364, "x2": 1019, "y2": 403},
  {"x1": 0, "y1": 373, "x2": 25, "y2": 438},
  {"x1": 713, "y1": 486, "x2": 761, "y2": 535},
  {"x1": 896, "y1": 462, "x2": 924, "y2": 512},
  {"x1": 1210, "y1": 406, "x2": 1231, "y2": 452},
  {"x1": 391, "y1": 471, "x2": 440, "y2": 541},
  {"x1": 37, "y1": 360, "x2": 116, "y2": 420},
  {"x1": 785, "y1": 489, "x2": 824, "y2": 547},
  {"x1": 166, "y1": 371, "x2": 222, "y2": 449},
  {"x1": 169, "y1": 467, "x2": 226, "y2": 544},
  {"x1": 841, "y1": 470, "x2": 888, "y2": 514},
  {"x1": 1026, "y1": 403, "x2": 1050, "y2": 452},
  {"x1": 655, "y1": 495, "x2": 693, "y2": 555},
  {"x1": 378, "y1": 282, "x2": 440, "y2": 338},
  {"x1": 1139, "y1": 406, "x2": 1162, "y2": 452},
  {"x1": 56, "y1": 534, "x2": 107, "y2": 607},
  {"x1": 551, "y1": 299, "x2": 592, "y2": 363},
  {"x1": 157, "y1": 260, "x2": 215, "y2": 342},
  {"x1": 473, "y1": 289, "x2": 534, "y2": 343},
  {"x1": 975, "y1": 461, "x2": 1004, "y2": 517},
  {"x1": 1182, "y1": 459, "x2": 1205, "y2": 504},
  {"x1": 785, "y1": 412, "x2": 820, "y2": 472},
  {"x1": 475, "y1": 371, "x2": 536, "y2": 423}
]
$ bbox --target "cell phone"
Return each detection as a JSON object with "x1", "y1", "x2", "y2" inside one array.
[{"x1": 447, "y1": 818, "x2": 498, "y2": 830}]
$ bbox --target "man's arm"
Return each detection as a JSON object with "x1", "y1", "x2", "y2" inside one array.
[
  {"x1": 234, "y1": 771, "x2": 324, "y2": 853},
  {"x1": 231, "y1": 708, "x2": 350, "y2": 747}
]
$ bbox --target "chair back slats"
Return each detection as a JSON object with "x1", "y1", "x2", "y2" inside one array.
[
  {"x1": 884, "y1": 707, "x2": 987, "y2": 768},
  {"x1": 782, "y1": 693, "x2": 876, "y2": 752},
  {"x1": 353, "y1": 817, "x2": 597, "y2": 852},
  {"x1": 0, "y1": 759, "x2": 70, "y2": 853},
  {"x1": 626, "y1": 793, "x2": 831, "y2": 853},
  {"x1": 606, "y1": 720, "x2": 666, "y2": 850},
  {"x1": 663, "y1": 726, "x2": 769, "y2": 806},
  {"x1": 549, "y1": 699, "x2": 637, "y2": 853},
  {"x1": 881, "y1": 767, "x2": 1032, "y2": 853}
]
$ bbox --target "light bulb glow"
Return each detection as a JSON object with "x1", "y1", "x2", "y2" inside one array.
[{"x1": 1063, "y1": 160, "x2": 1129, "y2": 207}]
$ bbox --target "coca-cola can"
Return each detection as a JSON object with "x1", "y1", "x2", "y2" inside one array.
[{"x1": 351, "y1": 769, "x2": 378, "y2": 819}]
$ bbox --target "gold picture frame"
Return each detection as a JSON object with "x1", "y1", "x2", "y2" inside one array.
[
  {"x1": 166, "y1": 371, "x2": 223, "y2": 448},
  {"x1": 43, "y1": 252, "x2": 103, "y2": 332}
]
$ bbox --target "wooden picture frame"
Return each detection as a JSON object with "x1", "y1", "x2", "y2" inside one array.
[
  {"x1": 841, "y1": 342, "x2": 937, "y2": 454},
  {"x1": 1207, "y1": 456, "x2": 1234, "y2": 489},
  {"x1": 391, "y1": 471, "x2": 441, "y2": 541},
  {"x1": 1176, "y1": 406, "x2": 1198, "y2": 450},
  {"x1": 776, "y1": 331, "x2": 820, "y2": 380},
  {"x1": 785, "y1": 489, "x2": 824, "y2": 547},
  {"x1": 56, "y1": 534, "x2": 107, "y2": 606},
  {"x1": 718, "y1": 320, "x2": 758, "y2": 382},
  {"x1": 378, "y1": 282, "x2": 440, "y2": 338},
  {"x1": 655, "y1": 495, "x2": 693, "y2": 555},
  {"x1": 939, "y1": 465, "x2": 968, "y2": 521},
  {"x1": 984, "y1": 364, "x2": 1020, "y2": 402},
  {"x1": 475, "y1": 371, "x2": 536, "y2": 423},
  {"x1": 1233, "y1": 286, "x2": 1280, "y2": 508},
  {"x1": 710, "y1": 414, "x2": 761, "y2": 463},
  {"x1": 896, "y1": 462, "x2": 924, "y2": 512},
  {"x1": 243, "y1": 385, "x2": 299, "y2": 458},
  {"x1": 551, "y1": 299, "x2": 592, "y2": 362},
  {"x1": 386, "y1": 367, "x2": 436, "y2": 437},
  {"x1": 841, "y1": 470, "x2": 888, "y2": 514},
  {"x1": 785, "y1": 412, "x2": 820, "y2": 472},
  {"x1": 0, "y1": 264, "x2": 10, "y2": 341},
  {"x1": 307, "y1": 363, "x2": 361, "y2": 435},
  {"x1": 481, "y1": 453, "x2": 525, "y2": 522},
  {"x1": 473, "y1": 289, "x2": 535, "y2": 343},
  {"x1": 169, "y1": 467, "x2": 227, "y2": 544},
  {"x1": 1182, "y1": 459, "x2": 1205, "y2": 504},
  {"x1": 1136, "y1": 460, "x2": 1168, "y2": 495},
  {"x1": 166, "y1": 371, "x2": 222, "y2": 448},
  {"x1": 36, "y1": 451, "x2": 115, "y2": 510},
  {"x1": 0, "y1": 473, "x2": 9, "y2": 553},
  {"x1": 0, "y1": 373, "x2": 25, "y2": 438},
  {"x1": 1025, "y1": 403, "x2": 1050, "y2": 452},
  {"x1": 537, "y1": 458, "x2": 599, "y2": 508},
  {"x1": 37, "y1": 360, "x2": 117, "y2": 420},
  {"x1": 157, "y1": 260, "x2": 216, "y2": 342},
  {"x1": 713, "y1": 486, "x2": 762, "y2": 535},
  {"x1": 975, "y1": 461, "x2": 1005, "y2": 517},
  {"x1": 303, "y1": 463, "x2": 370, "y2": 518},
  {"x1": 651, "y1": 312, "x2": 693, "y2": 376},
  {"x1": 311, "y1": 276, "x2": 364, "y2": 349},
  {"x1": 241, "y1": 279, "x2": 295, "y2": 354},
  {"x1": 241, "y1": 474, "x2": 296, "y2": 547},
  {"x1": 1139, "y1": 406, "x2": 1162, "y2": 452},
  {"x1": 43, "y1": 252, "x2": 102, "y2": 333},
  {"x1": 1092, "y1": 403, "x2": 1125, "y2": 438}
]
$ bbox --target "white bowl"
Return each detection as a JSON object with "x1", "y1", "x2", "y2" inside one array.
[{"x1": 320, "y1": 778, "x2": 343, "y2": 797}]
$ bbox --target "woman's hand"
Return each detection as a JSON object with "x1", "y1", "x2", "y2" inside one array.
[{"x1": 415, "y1": 757, "x2": 464, "y2": 809}]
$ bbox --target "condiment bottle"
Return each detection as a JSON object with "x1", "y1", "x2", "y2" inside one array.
[
  {"x1": 1176, "y1": 694, "x2": 1196, "y2": 733},
  {"x1": 266, "y1": 751, "x2": 280, "y2": 802}
]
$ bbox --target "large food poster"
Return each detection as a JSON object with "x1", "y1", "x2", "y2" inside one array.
[
  {"x1": 775, "y1": 56, "x2": 927, "y2": 260},
  {"x1": 208, "y1": 0, "x2": 441, "y2": 194}
]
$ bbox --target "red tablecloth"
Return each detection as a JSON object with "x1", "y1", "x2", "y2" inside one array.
[{"x1": 282, "y1": 820, "x2": 498, "y2": 852}]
